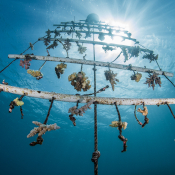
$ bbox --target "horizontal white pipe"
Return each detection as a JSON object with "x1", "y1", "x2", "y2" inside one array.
[
  {"x1": 8, "y1": 54, "x2": 173, "y2": 77},
  {"x1": 0, "y1": 84, "x2": 175, "y2": 106}
]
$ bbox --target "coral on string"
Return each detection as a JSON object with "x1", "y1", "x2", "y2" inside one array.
[
  {"x1": 27, "y1": 121, "x2": 60, "y2": 138},
  {"x1": 104, "y1": 70, "x2": 119, "y2": 91},
  {"x1": 68, "y1": 71, "x2": 91, "y2": 91}
]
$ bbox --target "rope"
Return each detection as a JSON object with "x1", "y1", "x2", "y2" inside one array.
[
  {"x1": 111, "y1": 51, "x2": 122, "y2": 63},
  {"x1": 39, "y1": 61, "x2": 47, "y2": 71},
  {"x1": 155, "y1": 60, "x2": 161, "y2": 71},
  {"x1": 114, "y1": 102, "x2": 128, "y2": 152},
  {"x1": 163, "y1": 72, "x2": 175, "y2": 87},
  {"x1": 90, "y1": 26, "x2": 100, "y2": 175},
  {"x1": 0, "y1": 58, "x2": 18, "y2": 74},
  {"x1": 134, "y1": 105, "x2": 142, "y2": 126},
  {"x1": 166, "y1": 103, "x2": 175, "y2": 119},
  {"x1": 20, "y1": 40, "x2": 39, "y2": 55},
  {"x1": 44, "y1": 97, "x2": 55, "y2": 124}
]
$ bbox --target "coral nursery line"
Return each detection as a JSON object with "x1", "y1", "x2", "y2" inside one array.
[
  {"x1": 1, "y1": 84, "x2": 175, "y2": 105},
  {"x1": 8, "y1": 54, "x2": 173, "y2": 77}
]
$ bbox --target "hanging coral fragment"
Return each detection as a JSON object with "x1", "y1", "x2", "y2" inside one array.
[
  {"x1": 76, "y1": 41, "x2": 87, "y2": 54},
  {"x1": 68, "y1": 71, "x2": 91, "y2": 91},
  {"x1": 109, "y1": 121, "x2": 128, "y2": 129},
  {"x1": 68, "y1": 100, "x2": 94, "y2": 116},
  {"x1": 144, "y1": 72, "x2": 161, "y2": 90},
  {"x1": 47, "y1": 40, "x2": 58, "y2": 49},
  {"x1": 76, "y1": 31, "x2": 82, "y2": 39},
  {"x1": 128, "y1": 46, "x2": 139, "y2": 58},
  {"x1": 143, "y1": 52, "x2": 158, "y2": 63},
  {"x1": 121, "y1": 47, "x2": 129, "y2": 62},
  {"x1": 19, "y1": 58, "x2": 32, "y2": 69},
  {"x1": 104, "y1": 70, "x2": 119, "y2": 91},
  {"x1": 29, "y1": 43, "x2": 34, "y2": 50},
  {"x1": 102, "y1": 45, "x2": 115, "y2": 53},
  {"x1": 27, "y1": 121, "x2": 60, "y2": 138},
  {"x1": 55, "y1": 63, "x2": 67, "y2": 79},
  {"x1": 27, "y1": 69, "x2": 43, "y2": 78},
  {"x1": 54, "y1": 29, "x2": 61, "y2": 38},
  {"x1": 131, "y1": 72, "x2": 142, "y2": 82},
  {"x1": 137, "y1": 106, "x2": 148, "y2": 116},
  {"x1": 63, "y1": 39, "x2": 71, "y2": 52}
]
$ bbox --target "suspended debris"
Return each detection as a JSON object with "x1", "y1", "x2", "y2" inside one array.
[
  {"x1": 137, "y1": 106, "x2": 148, "y2": 116},
  {"x1": 55, "y1": 63, "x2": 67, "y2": 79},
  {"x1": 121, "y1": 48, "x2": 129, "y2": 62},
  {"x1": 76, "y1": 41, "x2": 87, "y2": 54},
  {"x1": 128, "y1": 46, "x2": 139, "y2": 57},
  {"x1": 27, "y1": 121, "x2": 60, "y2": 138},
  {"x1": 144, "y1": 73, "x2": 161, "y2": 90},
  {"x1": 109, "y1": 121, "x2": 128, "y2": 129},
  {"x1": 29, "y1": 43, "x2": 34, "y2": 50},
  {"x1": 102, "y1": 45, "x2": 115, "y2": 52},
  {"x1": 143, "y1": 53, "x2": 158, "y2": 63},
  {"x1": 68, "y1": 100, "x2": 94, "y2": 116},
  {"x1": 98, "y1": 33, "x2": 105, "y2": 41},
  {"x1": 27, "y1": 69, "x2": 43, "y2": 78},
  {"x1": 54, "y1": 29, "x2": 61, "y2": 38},
  {"x1": 131, "y1": 72, "x2": 142, "y2": 82},
  {"x1": 46, "y1": 40, "x2": 58, "y2": 49},
  {"x1": 104, "y1": 70, "x2": 119, "y2": 91},
  {"x1": 68, "y1": 71, "x2": 91, "y2": 91},
  {"x1": 76, "y1": 31, "x2": 82, "y2": 39},
  {"x1": 19, "y1": 58, "x2": 32, "y2": 69}
]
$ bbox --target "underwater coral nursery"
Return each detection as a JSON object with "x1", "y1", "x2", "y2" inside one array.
[{"x1": 1, "y1": 14, "x2": 175, "y2": 175}]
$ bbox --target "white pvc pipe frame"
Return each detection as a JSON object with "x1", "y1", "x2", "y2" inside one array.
[
  {"x1": 1, "y1": 84, "x2": 175, "y2": 106},
  {"x1": 8, "y1": 54, "x2": 173, "y2": 77}
]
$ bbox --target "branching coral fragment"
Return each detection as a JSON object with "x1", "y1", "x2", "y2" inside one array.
[
  {"x1": 63, "y1": 39, "x2": 71, "y2": 51},
  {"x1": 27, "y1": 121, "x2": 60, "y2": 138},
  {"x1": 27, "y1": 69, "x2": 43, "y2": 77},
  {"x1": 68, "y1": 100, "x2": 94, "y2": 116},
  {"x1": 109, "y1": 121, "x2": 128, "y2": 130},
  {"x1": 76, "y1": 41, "x2": 87, "y2": 54},
  {"x1": 47, "y1": 40, "x2": 58, "y2": 49},
  {"x1": 68, "y1": 71, "x2": 91, "y2": 91},
  {"x1": 137, "y1": 106, "x2": 148, "y2": 116},
  {"x1": 121, "y1": 47, "x2": 128, "y2": 62},
  {"x1": 143, "y1": 53, "x2": 158, "y2": 62},
  {"x1": 104, "y1": 70, "x2": 119, "y2": 91},
  {"x1": 128, "y1": 46, "x2": 139, "y2": 57},
  {"x1": 19, "y1": 59, "x2": 32, "y2": 69},
  {"x1": 144, "y1": 73, "x2": 161, "y2": 90},
  {"x1": 55, "y1": 63, "x2": 67, "y2": 79}
]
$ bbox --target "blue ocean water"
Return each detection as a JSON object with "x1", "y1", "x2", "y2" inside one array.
[{"x1": 0, "y1": 0, "x2": 175, "y2": 174}]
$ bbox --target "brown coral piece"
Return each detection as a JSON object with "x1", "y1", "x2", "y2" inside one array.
[
  {"x1": 143, "y1": 53, "x2": 158, "y2": 63},
  {"x1": 68, "y1": 71, "x2": 91, "y2": 91},
  {"x1": 55, "y1": 63, "x2": 67, "y2": 79},
  {"x1": 144, "y1": 73, "x2": 161, "y2": 90},
  {"x1": 131, "y1": 72, "x2": 142, "y2": 82},
  {"x1": 137, "y1": 106, "x2": 148, "y2": 116},
  {"x1": 104, "y1": 70, "x2": 119, "y2": 91}
]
